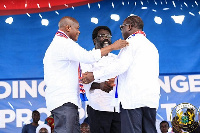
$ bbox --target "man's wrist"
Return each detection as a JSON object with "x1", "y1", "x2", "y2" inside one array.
[
  {"x1": 109, "y1": 44, "x2": 114, "y2": 51},
  {"x1": 90, "y1": 82, "x2": 100, "y2": 90}
]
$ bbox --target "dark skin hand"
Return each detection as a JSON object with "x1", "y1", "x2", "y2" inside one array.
[
  {"x1": 82, "y1": 72, "x2": 95, "y2": 84},
  {"x1": 90, "y1": 78, "x2": 115, "y2": 93}
]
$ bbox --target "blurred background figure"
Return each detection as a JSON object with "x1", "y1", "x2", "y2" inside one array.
[
  {"x1": 160, "y1": 121, "x2": 170, "y2": 133},
  {"x1": 80, "y1": 122, "x2": 90, "y2": 133},
  {"x1": 36, "y1": 124, "x2": 51, "y2": 133},
  {"x1": 22, "y1": 110, "x2": 40, "y2": 133},
  {"x1": 45, "y1": 114, "x2": 54, "y2": 133}
]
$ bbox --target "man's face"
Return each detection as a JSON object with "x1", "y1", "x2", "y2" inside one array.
[
  {"x1": 32, "y1": 112, "x2": 40, "y2": 123},
  {"x1": 120, "y1": 21, "x2": 131, "y2": 40},
  {"x1": 160, "y1": 123, "x2": 169, "y2": 133},
  {"x1": 94, "y1": 29, "x2": 112, "y2": 49},
  {"x1": 68, "y1": 22, "x2": 80, "y2": 41},
  {"x1": 80, "y1": 123, "x2": 90, "y2": 133}
]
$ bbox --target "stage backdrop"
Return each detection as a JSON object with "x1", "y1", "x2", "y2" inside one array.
[{"x1": 0, "y1": 0, "x2": 200, "y2": 132}]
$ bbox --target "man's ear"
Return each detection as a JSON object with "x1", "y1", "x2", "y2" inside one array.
[
  {"x1": 65, "y1": 25, "x2": 71, "y2": 32},
  {"x1": 93, "y1": 38, "x2": 97, "y2": 44},
  {"x1": 93, "y1": 38, "x2": 98, "y2": 48},
  {"x1": 128, "y1": 25, "x2": 132, "y2": 31}
]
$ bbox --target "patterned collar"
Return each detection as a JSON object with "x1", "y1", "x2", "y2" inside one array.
[
  {"x1": 127, "y1": 30, "x2": 146, "y2": 39},
  {"x1": 55, "y1": 30, "x2": 69, "y2": 39}
]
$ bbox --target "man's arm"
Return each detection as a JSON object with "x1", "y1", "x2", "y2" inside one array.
[
  {"x1": 82, "y1": 41, "x2": 133, "y2": 83},
  {"x1": 62, "y1": 39, "x2": 128, "y2": 64}
]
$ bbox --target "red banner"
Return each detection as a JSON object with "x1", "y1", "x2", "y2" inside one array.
[{"x1": 0, "y1": 0, "x2": 102, "y2": 16}]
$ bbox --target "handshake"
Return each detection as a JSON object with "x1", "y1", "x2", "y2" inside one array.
[{"x1": 81, "y1": 72, "x2": 115, "y2": 93}]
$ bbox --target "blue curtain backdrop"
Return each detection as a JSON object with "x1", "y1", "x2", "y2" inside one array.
[{"x1": 0, "y1": 0, "x2": 200, "y2": 132}]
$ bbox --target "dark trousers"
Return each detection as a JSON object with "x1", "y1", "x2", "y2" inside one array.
[
  {"x1": 87, "y1": 105, "x2": 121, "y2": 133},
  {"x1": 51, "y1": 102, "x2": 80, "y2": 133},
  {"x1": 120, "y1": 106, "x2": 157, "y2": 133}
]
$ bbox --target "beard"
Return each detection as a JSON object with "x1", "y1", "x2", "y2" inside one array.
[{"x1": 100, "y1": 39, "x2": 112, "y2": 48}]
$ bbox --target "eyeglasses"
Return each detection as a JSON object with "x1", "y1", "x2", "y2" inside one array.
[
  {"x1": 97, "y1": 34, "x2": 112, "y2": 38},
  {"x1": 120, "y1": 24, "x2": 131, "y2": 30}
]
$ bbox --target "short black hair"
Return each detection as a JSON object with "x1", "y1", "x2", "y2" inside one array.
[
  {"x1": 32, "y1": 110, "x2": 39, "y2": 114},
  {"x1": 92, "y1": 26, "x2": 112, "y2": 40},
  {"x1": 160, "y1": 120, "x2": 169, "y2": 127},
  {"x1": 124, "y1": 15, "x2": 144, "y2": 30}
]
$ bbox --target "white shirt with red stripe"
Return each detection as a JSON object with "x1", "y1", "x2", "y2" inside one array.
[
  {"x1": 81, "y1": 53, "x2": 120, "y2": 113},
  {"x1": 43, "y1": 30, "x2": 101, "y2": 111},
  {"x1": 93, "y1": 32, "x2": 160, "y2": 110}
]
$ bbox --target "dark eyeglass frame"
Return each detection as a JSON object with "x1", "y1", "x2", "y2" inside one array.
[
  {"x1": 120, "y1": 24, "x2": 131, "y2": 30},
  {"x1": 97, "y1": 34, "x2": 112, "y2": 38}
]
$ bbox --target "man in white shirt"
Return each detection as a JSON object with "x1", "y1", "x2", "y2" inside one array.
[
  {"x1": 82, "y1": 26, "x2": 121, "y2": 133},
  {"x1": 43, "y1": 16, "x2": 128, "y2": 133},
  {"x1": 82, "y1": 15, "x2": 160, "y2": 133}
]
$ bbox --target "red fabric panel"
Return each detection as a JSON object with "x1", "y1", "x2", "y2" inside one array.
[{"x1": 0, "y1": 0, "x2": 102, "y2": 16}]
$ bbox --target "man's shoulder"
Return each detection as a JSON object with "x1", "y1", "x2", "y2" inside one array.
[
  {"x1": 53, "y1": 34, "x2": 75, "y2": 44},
  {"x1": 24, "y1": 123, "x2": 33, "y2": 127},
  {"x1": 22, "y1": 124, "x2": 31, "y2": 131}
]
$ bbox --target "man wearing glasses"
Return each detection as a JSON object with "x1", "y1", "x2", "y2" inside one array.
[
  {"x1": 82, "y1": 15, "x2": 160, "y2": 133},
  {"x1": 81, "y1": 26, "x2": 121, "y2": 133}
]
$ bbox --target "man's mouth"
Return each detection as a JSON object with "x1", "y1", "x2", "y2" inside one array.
[{"x1": 103, "y1": 42, "x2": 109, "y2": 47}]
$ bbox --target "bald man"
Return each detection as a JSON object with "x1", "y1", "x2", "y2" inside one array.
[{"x1": 43, "y1": 16, "x2": 128, "y2": 133}]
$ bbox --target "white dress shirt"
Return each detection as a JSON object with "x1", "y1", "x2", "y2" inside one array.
[
  {"x1": 81, "y1": 53, "x2": 120, "y2": 112},
  {"x1": 93, "y1": 34, "x2": 160, "y2": 110},
  {"x1": 43, "y1": 30, "x2": 101, "y2": 111}
]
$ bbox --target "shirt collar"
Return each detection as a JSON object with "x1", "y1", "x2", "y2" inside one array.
[
  {"x1": 56, "y1": 30, "x2": 69, "y2": 39},
  {"x1": 127, "y1": 30, "x2": 146, "y2": 39}
]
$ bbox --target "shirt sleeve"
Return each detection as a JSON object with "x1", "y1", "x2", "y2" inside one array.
[
  {"x1": 61, "y1": 39, "x2": 101, "y2": 64},
  {"x1": 80, "y1": 63, "x2": 93, "y2": 73},
  {"x1": 81, "y1": 63, "x2": 93, "y2": 92},
  {"x1": 93, "y1": 40, "x2": 135, "y2": 81}
]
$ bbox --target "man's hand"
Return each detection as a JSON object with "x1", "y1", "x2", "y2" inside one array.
[
  {"x1": 100, "y1": 39, "x2": 128, "y2": 57},
  {"x1": 100, "y1": 78, "x2": 115, "y2": 93},
  {"x1": 110, "y1": 39, "x2": 129, "y2": 50},
  {"x1": 82, "y1": 72, "x2": 94, "y2": 84}
]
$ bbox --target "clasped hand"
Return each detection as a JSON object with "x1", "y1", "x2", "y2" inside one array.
[
  {"x1": 100, "y1": 78, "x2": 115, "y2": 93},
  {"x1": 81, "y1": 72, "x2": 95, "y2": 84},
  {"x1": 82, "y1": 72, "x2": 115, "y2": 93}
]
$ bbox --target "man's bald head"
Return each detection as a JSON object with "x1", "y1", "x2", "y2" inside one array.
[
  {"x1": 58, "y1": 16, "x2": 79, "y2": 30},
  {"x1": 57, "y1": 16, "x2": 80, "y2": 41}
]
